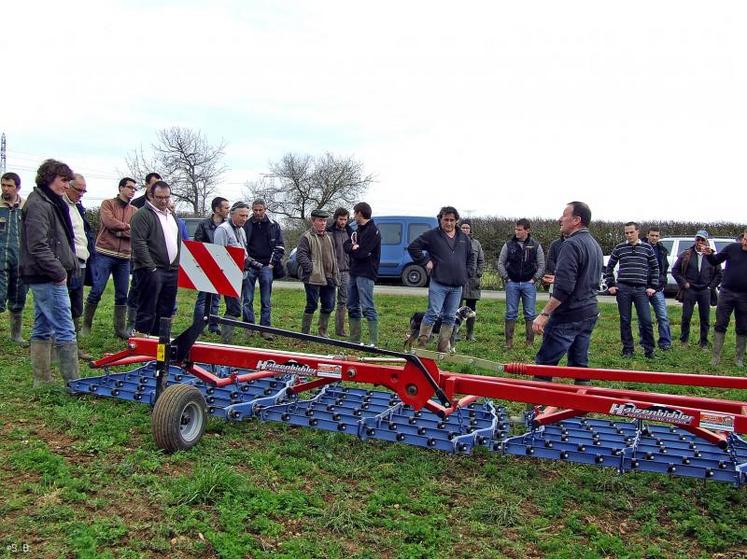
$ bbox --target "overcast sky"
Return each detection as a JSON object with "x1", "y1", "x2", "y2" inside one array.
[{"x1": 3, "y1": 1, "x2": 746, "y2": 224}]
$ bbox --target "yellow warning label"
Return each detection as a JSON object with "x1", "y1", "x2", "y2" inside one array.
[{"x1": 156, "y1": 344, "x2": 166, "y2": 362}]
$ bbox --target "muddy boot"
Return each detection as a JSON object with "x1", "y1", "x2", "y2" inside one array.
[
  {"x1": 30, "y1": 339, "x2": 53, "y2": 388},
  {"x1": 220, "y1": 322, "x2": 235, "y2": 344},
  {"x1": 711, "y1": 331, "x2": 725, "y2": 366},
  {"x1": 114, "y1": 305, "x2": 128, "y2": 339},
  {"x1": 465, "y1": 317, "x2": 476, "y2": 341},
  {"x1": 349, "y1": 317, "x2": 362, "y2": 343},
  {"x1": 318, "y1": 313, "x2": 331, "y2": 338},
  {"x1": 10, "y1": 311, "x2": 29, "y2": 347},
  {"x1": 416, "y1": 322, "x2": 433, "y2": 348},
  {"x1": 525, "y1": 320, "x2": 535, "y2": 345},
  {"x1": 335, "y1": 306, "x2": 348, "y2": 337},
  {"x1": 437, "y1": 325, "x2": 454, "y2": 353},
  {"x1": 72, "y1": 318, "x2": 93, "y2": 361},
  {"x1": 125, "y1": 306, "x2": 137, "y2": 337},
  {"x1": 301, "y1": 313, "x2": 314, "y2": 334},
  {"x1": 56, "y1": 342, "x2": 80, "y2": 387},
  {"x1": 80, "y1": 302, "x2": 97, "y2": 337},
  {"x1": 367, "y1": 319, "x2": 379, "y2": 347},
  {"x1": 736, "y1": 335, "x2": 746, "y2": 368},
  {"x1": 505, "y1": 319, "x2": 516, "y2": 349}
]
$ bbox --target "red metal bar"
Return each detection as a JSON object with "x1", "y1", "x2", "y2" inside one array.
[
  {"x1": 423, "y1": 395, "x2": 480, "y2": 418},
  {"x1": 186, "y1": 364, "x2": 286, "y2": 388},
  {"x1": 288, "y1": 377, "x2": 338, "y2": 394},
  {"x1": 678, "y1": 426, "x2": 729, "y2": 448},
  {"x1": 445, "y1": 372, "x2": 747, "y2": 415},
  {"x1": 533, "y1": 408, "x2": 587, "y2": 426},
  {"x1": 90, "y1": 348, "x2": 139, "y2": 368},
  {"x1": 504, "y1": 362, "x2": 747, "y2": 390}
]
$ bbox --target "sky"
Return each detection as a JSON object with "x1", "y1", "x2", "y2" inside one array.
[{"x1": 2, "y1": 0, "x2": 746, "y2": 224}]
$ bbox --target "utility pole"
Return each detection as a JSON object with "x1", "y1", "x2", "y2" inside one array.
[{"x1": 0, "y1": 133, "x2": 6, "y2": 175}]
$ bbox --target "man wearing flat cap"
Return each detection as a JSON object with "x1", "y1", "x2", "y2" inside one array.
[
  {"x1": 296, "y1": 209, "x2": 339, "y2": 337},
  {"x1": 672, "y1": 230, "x2": 722, "y2": 348}
]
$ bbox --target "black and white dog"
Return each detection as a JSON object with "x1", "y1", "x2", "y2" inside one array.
[{"x1": 404, "y1": 306, "x2": 476, "y2": 352}]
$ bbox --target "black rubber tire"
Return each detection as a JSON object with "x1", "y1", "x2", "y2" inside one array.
[
  {"x1": 152, "y1": 384, "x2": 207, "y2": 452},
  {"x1": 401, "y1": 264, "x2": 428, "y2": 288}
]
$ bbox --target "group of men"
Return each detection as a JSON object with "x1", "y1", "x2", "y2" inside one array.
[{"x1": 3, "y1": 160, "x2": 747, "y2": 391}]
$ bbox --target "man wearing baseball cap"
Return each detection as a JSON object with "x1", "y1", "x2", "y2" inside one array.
[{"x1": 672, "y1": 230, "x2": 722, "y2": 348}]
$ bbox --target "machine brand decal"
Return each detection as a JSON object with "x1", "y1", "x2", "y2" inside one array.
[
  {"x1": 316, "y1": 363, "x2": 343, "y2": 379},
  {"x1": 700, "y1": 412, "x2": 735, "y2": 432},
  {"x1": 256, "y1": 360, "x2": 316, "y2": 376},
  {"x1": 608, "y1": 402, "x2": 695, "y2": 425}
]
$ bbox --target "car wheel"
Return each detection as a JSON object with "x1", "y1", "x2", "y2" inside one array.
[{"x1": 401, "y1": 264, "x2": 428, "y2": 288}]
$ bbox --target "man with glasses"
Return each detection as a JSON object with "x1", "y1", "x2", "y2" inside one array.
[
  {"x1": 130, "y1": 181, "x2": 180, "y2": 335},
  {"x1": 21, "y1": 159, "x2": 81, "y2": 388},
  {"x1": 63, "y1": 174, "x2": 95, "y2": 359},
  {"x1": 0, "y1": 171, "x2": 29, "y2": 345},
  {"x1": 81, "y1": 177, "x2": 137, "y2": 339},
  {"x1": 605, "y1": 221, "x2": 660, "y2": 358},
  {"x1": 407, "y1": 206, "x2": 475, "y2": 352}
]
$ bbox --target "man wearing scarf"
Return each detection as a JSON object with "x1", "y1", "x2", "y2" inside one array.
[{"x1": 20, "y1": 159, "x2": 81, "y2": 388}]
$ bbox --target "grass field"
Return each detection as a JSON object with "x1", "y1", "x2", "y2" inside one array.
[{"x1": 0, "y1": 285, "x2": 745, "y2": 559}]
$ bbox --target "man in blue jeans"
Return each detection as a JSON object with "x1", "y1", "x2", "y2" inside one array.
[
  {"x1": 641, "y1": 227, "x2": 672, "y2": 350},
  {"x1": 21, "y1": 159, "x2": 82, "y2": 388},
  {"x1": 81, "y1": 177, "x2": 136, "y2": 339},
  {"x1": 497, "y1": 218, "x2": 545, "y2": 348},
  {"x1": 242, "y1": 199, "x2": 285, "y2": 341},
  {"x1": 605, "y1": 222, "x2": 660, "y2": 358},
  {"x1": 533, "y1": 201, "x2": 604, "y2": 385},
  {"x1": 408, "y1": 206, "x2": 475, "y2": 352},
  {"x1": 344, "y1": 202, "x2": 381, "y2": 345}
]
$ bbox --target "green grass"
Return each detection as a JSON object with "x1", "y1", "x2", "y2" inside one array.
[{"x1": 0, "y1": 284, "x2": 746, "y2": 558}]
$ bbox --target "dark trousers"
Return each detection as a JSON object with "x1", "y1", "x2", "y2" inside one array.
[
  {"x1": 680, "y1": 287, "x2": 711, "y2": 344},
  {"x1": 193, "y1": 291, "x2": 221, "y2": 330},
  {"x1": 616, "y1": 284, "x2": 654, "y2": 353},
  {"x1": 0, "y1": 264, "x2": 28, "y2": 313},
  {"x1": 462, "y1": 298, "x2": 477, "y2": 312},
  {"x1": 133, "y1": 268, "x2": 178, "y2": 335},
  {"x1": 534, "y1": 314, "x2": 599, "y2": 383},
  {"x1": 304, "y1": 282, "x2": 336, "y2": 315},
  {"x1": 715, "y1": 287, "x2": 747, "y2": 336},
  {"x1": 68, "y1": 285, "x2": 84, "y2": 320}
]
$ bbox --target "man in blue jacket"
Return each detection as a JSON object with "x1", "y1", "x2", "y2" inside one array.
[{"x1": 407, "y1": 206, "x2": 475, "y2": 352}]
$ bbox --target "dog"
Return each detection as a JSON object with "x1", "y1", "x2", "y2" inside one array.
[{"x1": 404, "y1": 305, "x2": 476, "y2": 352}]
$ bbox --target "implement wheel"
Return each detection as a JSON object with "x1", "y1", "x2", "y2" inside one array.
[{"x1": 152, "y1": 384, "x2": 207, "y2": 452}]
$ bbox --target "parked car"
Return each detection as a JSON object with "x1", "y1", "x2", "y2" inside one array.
[
  {"x1": 286, "y1": 215, "x2": 439, "y2": 287},
  {"x1": 181, "y1": 217, "x2": 203, "y2": 240},
  {"x1": 599, "y1": 236, "x2": 736, "y2": 296}
]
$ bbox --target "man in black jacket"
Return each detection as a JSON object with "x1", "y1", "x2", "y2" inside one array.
[
  {"x1": 533, "y1": 201, "x2": 603, "y2": 384},
  {"x1": 191, "y1": 196, "x2": 229, "y2": 334},
  {"x1": 241, "y1": 199, "x2": 285, "y2": 340},
  {"x1": 130, "y1": 181, "x2": 181, "y2": 335},
  {"x1": 672, "y1": 230, "x2": 722, "y2": 348},
  {"x1": 705, "y1": 230, "x2": 747, "y2": 366},
  {"x1": 641, "y1": 227, "x2": 672, "y2": 350},
  {"x1": 21, "y1": 159, "x2": 81, "y2": 388},
  {"x1": 407, "y1": 206, "x2": 475, "y2": 352},
  {"x1": 343, "y1": 202, "x2": 380, "y2": 345}
]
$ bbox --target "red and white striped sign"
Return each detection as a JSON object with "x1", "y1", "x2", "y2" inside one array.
[{"x1": 178, "y1": 240, "x2": 245, "y2": 298}]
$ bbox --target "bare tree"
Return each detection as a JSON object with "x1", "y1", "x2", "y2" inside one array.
[
  {"x1": 245, "y1": 152, "x2": 375, "y2": 223},
  {"x1": 124, "y1": 127, "x2": 228, "y2": 214}
]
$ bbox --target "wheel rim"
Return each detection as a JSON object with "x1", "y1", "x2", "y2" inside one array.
[
  {"x1": 180, "y1": 401, "x2": 204, "y2": 442},
  {"x1": 407, "y1": 269, "x2": 421, "y2": 285}
]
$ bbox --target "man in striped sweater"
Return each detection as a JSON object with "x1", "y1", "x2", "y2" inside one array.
[{"x1": 605, "y1": 222, "x2": 660, "y2": 358}]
